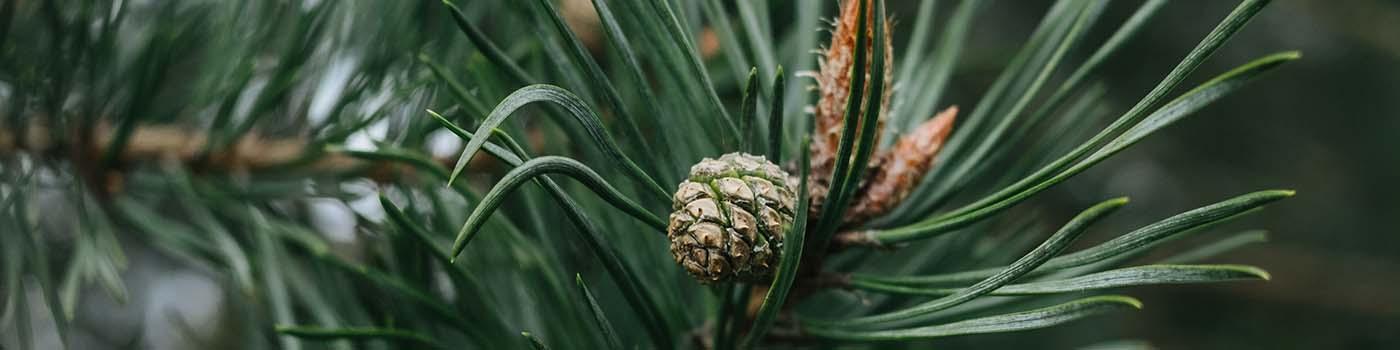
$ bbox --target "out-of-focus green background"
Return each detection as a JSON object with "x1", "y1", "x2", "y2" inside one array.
[{"x1": 919, "y1": 0, "x2": 1399, "y2": 348}]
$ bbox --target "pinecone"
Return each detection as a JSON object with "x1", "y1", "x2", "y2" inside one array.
[{"x1": 668, "y1": 153, "x2": 798, "y2": 283}]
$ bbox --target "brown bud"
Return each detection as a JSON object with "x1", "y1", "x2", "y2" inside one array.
[
  {"x1": 844, "y1": 107, "x2": 958, "y2": 226},
  {"x1": 810, "y1": 0, "x2": 895, "y2": 215}
]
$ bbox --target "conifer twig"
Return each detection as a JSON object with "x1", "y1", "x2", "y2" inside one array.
[{"x1": 0, "y1": 122, "x2": 459, "y2": 194}]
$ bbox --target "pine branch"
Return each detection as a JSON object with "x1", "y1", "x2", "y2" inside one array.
[{"x1": 0, "y1": 121, "x2": 458, "y2": 194}]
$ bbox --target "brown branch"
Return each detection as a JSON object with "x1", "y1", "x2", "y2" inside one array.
[{"x1": 0, "y1": 122, "x2": 472, "y2": 195}]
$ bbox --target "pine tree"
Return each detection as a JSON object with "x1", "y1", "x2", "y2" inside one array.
[{"x1": 1, "y1": 0, "x2": 1297, "y2": 348}]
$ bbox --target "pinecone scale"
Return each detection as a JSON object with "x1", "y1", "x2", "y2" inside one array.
[{"x1": 668, "y1": 153, "x2": 797, "y2": 283}]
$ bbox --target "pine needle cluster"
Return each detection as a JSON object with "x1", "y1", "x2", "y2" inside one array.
[{"x1": 0, "y1": 0, "x2": 1296, "y2": 348}]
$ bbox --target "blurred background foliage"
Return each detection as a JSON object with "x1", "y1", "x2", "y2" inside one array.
[{"x1": 0, "y1": 0, "x2": 1396, "y2": 349}]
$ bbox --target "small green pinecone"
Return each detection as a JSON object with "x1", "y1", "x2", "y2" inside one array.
[{"x1": 668, "y1": 153, "x2": 798, "y2": 283}]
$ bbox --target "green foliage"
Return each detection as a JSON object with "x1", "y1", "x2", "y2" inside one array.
[
  {"x1": 802, "y1": 295, "x2": 1144, "y2": 342},
  {"x1": 742, "y1": 135, "x2": 812, "y2": 348},
  {"x1": 0, "y1": 0, "x2": 1296, "y2": 348}
]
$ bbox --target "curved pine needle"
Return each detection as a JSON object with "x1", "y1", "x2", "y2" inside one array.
[
  {"x1": 449, "y1": 156, "x2": 666, "y2": 261},
  {"x1": 803, "y1": 296, "x2": 1142, "y2": 341},
  {"x1": 1100, "y1": 52, "x2": 1301, "y2": 153},
  {"x1": 646, "y1": 0, "x2": 739, "y2": 142},
  {"x1": 531, "y1": 177, "x2": 677, "y2": 349},
  {"x1": 850, "y1": 264, "x2": 1269, "y2": 297},
  {"x1": 418, "y1": 54, "x2": 490, "y2": 118},
  {"x1": 530, "y1": 0, "x2": 660, "y2": 180},
  {"x1": 435, "y1": 111, "x2": 675, "y2": 347},
  {"x1": 442, "y1": 84, "x2": 668, "y2": 203},
  {"x1": 576, "y1": 275, "x2": 623, "y2": 349},
  {"x1": 441, "y1": 0, "x2": 535, "y2": 84},
  {"x1": 379, "y1": 196, "x2": 453, "y2": 265},
  {"x1": 862, "y1": 190, "x2": 1292, "y2": 286},
  {"x1": 1159, "y1": 230, "x2": 1269, "y2": 264},
  {"x1": 587, "y1": 0, "x2": 680, "y2": 182},
  {"x1": 378, "y1": 196, "x2": 514, "y2": 343},
  {"x1": 333, "y1": 145, "x2": 450, "y2": 180},
  {"x1": 283, "y1": 238, "x2": 474, "y2": 332},
  {"x1": 808, "y1": 197, "x2": 1128, "y2": 328}
]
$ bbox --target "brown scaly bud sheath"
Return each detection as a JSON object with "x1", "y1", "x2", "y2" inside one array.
[
  {"x1": 827, "y1": 107, "x2": 957, "y2": 249},
  {"x1": 844, "y1": 107, "x2": 957, "y2": 226},
  {"x1": 810, "y1": 0, "x2": 895, "y2": 216},
  {"x1": 808, "y1": 0, "x2": 958, "y2": 229}
]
